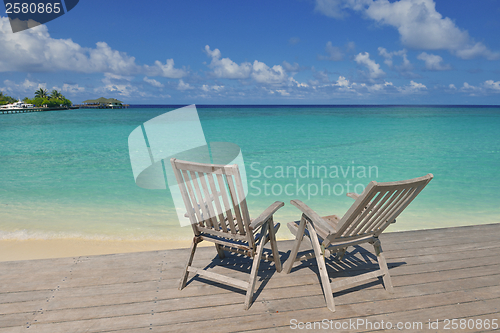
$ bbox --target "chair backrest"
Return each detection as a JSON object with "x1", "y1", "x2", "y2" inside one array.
[
  {"x1": 170, "y1": 158, "x2": 254, "y2": 247},
  {"x1": 325, "y1": 174, "x2": 433, "y2": 245}
]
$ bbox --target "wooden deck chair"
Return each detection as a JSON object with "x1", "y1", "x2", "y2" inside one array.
[
  {"x1": 284, "y1": 174, "x2": 433, "y2": 312},
  {"x1": 171, "y1": 158, "x2": 283, "y2": 310}
]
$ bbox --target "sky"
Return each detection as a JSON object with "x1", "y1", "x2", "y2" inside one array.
[{"x1": 1, "y1": 0, "x2": 500, "y2": 105}]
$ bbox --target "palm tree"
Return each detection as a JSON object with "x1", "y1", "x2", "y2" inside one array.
[
  {"x1": 34, "y1": 88, "x2": 48, "y2": 99},
  {"x1": 50, "y1": 89, "x2": 63, "y2": 100}
]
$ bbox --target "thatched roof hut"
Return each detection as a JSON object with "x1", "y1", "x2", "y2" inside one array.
[{"x1": 82, "y1": 97, "x2": 123, "y2": 105}]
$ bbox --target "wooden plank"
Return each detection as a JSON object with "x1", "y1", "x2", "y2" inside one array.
[
  {"x1": 187, "y1": 266, "x2": 249, "y2": 290},
  {"x1": 0, "y1": 223, "x2": 499, "y2": 332}
]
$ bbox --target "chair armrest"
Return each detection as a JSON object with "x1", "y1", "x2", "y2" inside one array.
[
  {"x1": 249, "y1": 201, "x2": 284, "y2": 230},
  {"x1": 290, "y1": 200, "x2": 337, "y2": 234},
  {"x1": 346, "y1": 192, "x2": 359, "y2": 200}
]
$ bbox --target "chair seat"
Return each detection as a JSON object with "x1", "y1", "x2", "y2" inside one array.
[
  {"x1": 287, "y1": 214, "x2": 339, "y2": 241},
  {"x1": 200, "y1": 223, "x2": 280, "y2": 251}
]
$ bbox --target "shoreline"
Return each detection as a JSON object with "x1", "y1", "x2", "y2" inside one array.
[
  {"x1": 2, "y1": 217, "x2": 498, "y2": 262},
  {"x1": 0, "y1": 238, "x2": 201, "y2": 262},
  {"x1": 0, "y1": 234, "x2": 293, "y2": 262}
]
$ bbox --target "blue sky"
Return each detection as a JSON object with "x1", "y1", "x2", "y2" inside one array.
[{"x1": 1, "y1": 0, "x2": 500, "y2": 104}]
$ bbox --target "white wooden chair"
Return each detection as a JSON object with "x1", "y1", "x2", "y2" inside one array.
[
  {"x1": 284, "y1": 174, "x2": 433, "y2": 312},
  {"x1": 170, "y1": 158, "x2": 283, "y2": 310}
]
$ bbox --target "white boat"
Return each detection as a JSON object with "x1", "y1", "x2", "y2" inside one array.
[{"x1": 0, "y1": 100, "x2": 34, "y2": 109}]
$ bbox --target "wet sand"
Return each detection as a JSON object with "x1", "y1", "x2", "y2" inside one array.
[{"x1": 0, "y1": 239, "x2": 203, "y2": 262}]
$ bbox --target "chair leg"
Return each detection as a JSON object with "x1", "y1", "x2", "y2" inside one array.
[
  {"x1": 373, "y1": 239, "x2": 393, "y2": 293},
  {"x1": 335, "y1": 247, "x2": 347, "y2": 262},
  {"x1": 267, "y1": 217, "x2": 282, "y2": 273},
  {"x1": 179, "y1": 237, "x2": 200, "y2": 290},
  {"x1": 244, "y1": 223, "x2": 268, "y2": 310},
  {"x1": 215, "y1": 244, "x2": 225, "y2": 259},
  {"x1": 284, "y1": 214, "x2": 307, "y2": 274},
  {"x1": 307, "y1": 223, "x2": 335, "y2": 312}
]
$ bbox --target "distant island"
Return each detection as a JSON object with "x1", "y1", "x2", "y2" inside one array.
[{"x1": 74, "y1": 97, "x2": 129, "y2": 109}]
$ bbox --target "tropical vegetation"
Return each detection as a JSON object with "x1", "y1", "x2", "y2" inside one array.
[
  {"x1": 26, "y1": 88, "x2": 72, "y2": 107},
  {"x1": 0, "y1": 91, "x2": 17, "y2": 105}
]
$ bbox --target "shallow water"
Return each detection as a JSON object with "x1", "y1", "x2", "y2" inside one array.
[{"x1": 1, "y1": 106, "x2": 499, "y2": 241}]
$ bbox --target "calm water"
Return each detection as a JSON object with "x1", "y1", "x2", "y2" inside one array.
[{"x1": 1, "y1": 106, "x2": 499, "y2": 241}]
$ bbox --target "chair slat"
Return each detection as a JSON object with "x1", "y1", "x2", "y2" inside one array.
[
  {"x1": 226, "y1": 173, "x2": 246, "y2": 235},
  {"x1": 198, "y1": 226, "x2": 248, "y2": 242},
  {"x1": 352, "y1": 189, "x2": 397, "y2": 235},
  {"x1": 207, "y1": 174, "x2": 228, "y2": 232},
  {"x1": 198, "y1": 171, "x2": 220, "y2": 230},
  {"x1": 181, "y1": 169, "x2": 204, "y2": 226},
  {"x1": 369, "y1": 188, "x2": 413, "y2": 232},
  {"x1": 373, "y1": 185, "x2": 419, "y2": 232},
  {"x1": 344, "y1": 190, "x2": 388, "y2": 237},
  {"x1": 189, "y1": 171, "x2": 214, "y2": 228},
  {"x1": 233, "y1": 167, "x2": 254, "y2": 243},
  {"x1": 360, "y1": 189, "x2": 405, "y2": 234},
  {"x1": 216, "y1": 173, "x2": 237, "y2": 234},
  {"x1": 171, "y1": 162, "x2": 199, "y2": 235},
  {"x1": 174, "y1": 159, "x2": 226, "y2": 174}
]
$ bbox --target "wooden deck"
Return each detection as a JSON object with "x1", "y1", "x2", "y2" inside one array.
[{"x1": 1, "y1": 223, "x2": 500, "y2": 332}]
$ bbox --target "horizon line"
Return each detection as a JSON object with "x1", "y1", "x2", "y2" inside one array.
[{"x1": 125, "y1": 104, "x2": 500, "y2": 108}]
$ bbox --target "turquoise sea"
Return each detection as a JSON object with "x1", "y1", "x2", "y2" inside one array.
[{"x1": 1, "y1": 106, "x2": 499, "y2": 242}]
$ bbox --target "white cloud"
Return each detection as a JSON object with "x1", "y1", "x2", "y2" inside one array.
[
  {"x1": 289, "y1": 77, "x2": 309, "y2": 88},
  {"x1": 204, "y1": 45, "x2": 289, "y2": 84},
  {"x1": 177, "y1": 79, "x2": 193, "y2": 91},
  {"x1": 251, "y1": 61, "x2": 287, "y2": 84},
  {"x1": 275, "y1": 89, "x2": 290, "y2": 96},
  {"x1": 314, "y1": 0, "x2": 354, "y2": 19},
  {"x1": 449, "y1": 84, "x2": 456, "y2": 90},
  {"x1": 460, "y1": 82, "x2": 482, "y2": 95},
  {"x1": 378, "y1": 47, "x2": 412, "y2": 71},
  {"x1": 378, "y1": 47, "x2": 394, "y2": 67},
  {"x1": 409, "y1": 80, "x2": 426, "y2": 90},
  {"x1": 315, "y1": 0, "x2": 499, "y2": 60},
  {"x1": 204, "y1": 45, "x2": 252, "y2": 79},
  {"x1": 394, "y1": 80, "x2": 426, "y2": 94},
  {"x1": 289, "y1": 37, "x2": 301, "y2": 45},
  {"x1": 96, "y1": 73, "x2": 138, "y2": 97},
  {"x1": 0, "y1": 17, "x2": 187, "y2": 77},
  {"x1": 1, "y1": 78, "x2": 46, "y2": 94},
  {"x1": 354, "y1": 52, "x2": 385, "y2": 80},
  {"x1": 335, "y1": 76, "x2": 351, "y2": 88},
  {"x1": 319, "y1": 41, "x2": 355, "y2": 61},
  {"x1": 201, "y1": 84, "x2": 224, "y2": 92},
  {"x1": 282, "y1": 61, "x2": 301, "y2": 72},
  {"x1": 62, "y1": 83, "x2": 85, "y2": 94},
  {"x1": 456, "y1": 43, "x2": 500, "y2": 60},
  {"x1": 483, "y1": 80, "x2": 500, "y2": 92},
  {"x1": 143, "y1": 77, "x2": 164, "y2": 88},
  {"x1": 417, "y1": 52, "x2": 451, "y2": 71},
  {"x1": 366, "y1": 81, "x2": 393, "y2": 93},
  {"x1": 143, "y1": 59, "x2": 186, "y2": 78},
  {"x1": 321, "y1": 41, "x2": 343, "y2": 61}
]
